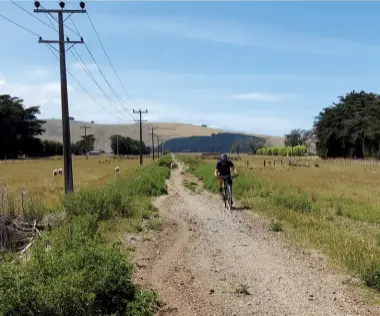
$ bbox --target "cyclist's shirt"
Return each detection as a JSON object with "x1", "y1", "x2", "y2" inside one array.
[{"x1": 216, "y1": 159, "x2": 234, "y2": 176}]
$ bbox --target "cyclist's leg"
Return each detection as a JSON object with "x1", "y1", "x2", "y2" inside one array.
[
  {"x1": 217, "y1": 172, "x2": 223, "y2": 193},
  {"x1": 228, "y1": 176, "x2": 233, "y2": 205}
]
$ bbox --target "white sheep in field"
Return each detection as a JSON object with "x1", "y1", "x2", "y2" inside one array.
[
  {"x1": 53, "y1": 169, "x2": 58, "y2": 176},
  {"x1": 58, "y1": 168, "x2": 63, "y2": 175},
  {"x1": 114, "y1": 166, "x2": 120, "y2": 173}
]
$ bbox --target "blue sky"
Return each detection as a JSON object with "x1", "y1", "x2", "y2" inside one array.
[{"x1": 1, "y1": 1, "x2": 380, "y2": 136}]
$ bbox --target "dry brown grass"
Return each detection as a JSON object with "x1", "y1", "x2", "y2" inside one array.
[
  {"x1": 235, "y1": 156, "x2": 380, "y2": 207},
  {"x1": 0, "y1": 156, "x2": 150, "y2": 210}
]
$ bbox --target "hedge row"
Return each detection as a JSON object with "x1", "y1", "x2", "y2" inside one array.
[{"x1": 256, "y1": 146, "x2": 307, "y2": 156}]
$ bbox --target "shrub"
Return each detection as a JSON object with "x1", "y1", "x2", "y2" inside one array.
[
  {"x1": 0, "y1": 215, "x2": 137, "y2": 316},
  {"x1": 362, "y1": 264, "x2": 380, "y2": 291},
  {"x1": 157, "y1": 155, "x2": 172, "y2": 168},
  {"x1": 269, "y1": 219, "x2": 283, "y2": 232}
]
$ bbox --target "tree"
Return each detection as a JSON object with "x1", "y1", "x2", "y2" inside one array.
[
  {"x1": 313, "y1": 90, "x2": 380, "y2": 159},
  {"x1": 284, "y1": 129, "x2": 312, "y2": 156},
  {"x1": 248, "y1": 137, "x2": 267, "y2": 154},
  {"x1": 42, "y1": 140, "x2": 63, "y2": 156},
  {"x1": 230, "y1": 137, "x2": 244, "y2": 155},
  {"x1": 71, "y1": 135, "x2": 95, "y2": 155},
  {"x1": 110, "y1": 134, "x2": 149, "y2": 155},
  {"x1": 0, "y1": 94, "x2": 45, "y2": 159}
]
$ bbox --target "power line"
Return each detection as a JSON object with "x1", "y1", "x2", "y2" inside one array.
[
  {"x1": 45, "y1": 43, "x2": 127, "y2": 125},
  {"x1": 69, "y1": 46, "x2": 131, "y2": 121},
  {"x1": 34, "y1": 6, "x2": 130, "y2": 123},
  {"x1": 0, "y1": 13, "x2": 40, "y2": 37},
  {"x1": 39, "y1": 4, "x2": 81, "y2": 37},
  {"x1": 38, "y1": 5, "x2": 58, "y2": 32},
  {"x1": 86, "y1": 11, "x2": 137, "y2": 111},
  {"x1": 10, "y1": 0, "x2": 57, "y2": 33},
  {"x1": 83, "y1": 42, "x2": 136, "y2": 121},
  {"x1": 66, "y1": 13, "x2": 135, "y2": 121}
]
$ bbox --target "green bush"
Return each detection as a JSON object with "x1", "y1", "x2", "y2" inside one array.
[
  {"x1": 157, "y1": 155, "x2": 172, "y2": 168},
  {"x1": 362, "y1": 264, "x2": 380, "y2": 291},
  {"x1": 0, "y1": 216, "x2": 136, "y2": 316}
]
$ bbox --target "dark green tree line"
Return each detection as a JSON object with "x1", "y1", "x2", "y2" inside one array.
[
  {"x1": 42, "y1": 140, "x2": 63, "y2": 156},
  {"x1": 0, "y1": 94, "x2": 46, "y2": 159},
  {"x1": 110, "y1": 134, "x2": 151, "y2": 155},
  {"x1": 71, "y1": 135, "x2": 96, "y2": 155},
  {"x1": 314, "y1": 90, "x2": 380, "y2": 159}
]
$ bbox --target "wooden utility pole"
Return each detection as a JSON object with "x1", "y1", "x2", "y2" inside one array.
[
  {"x1": 34, "y1": 0, "x2": 86, "y2": 194},
  {"x1": 133, "y1": 109, "x2": 148, "y2": 166},
  {"x1": 80, "y1": 124, "x2": 91, "y2": 159},
  {"x1": 151, "y1": 127, "x2": 155, "y2": 161},
  {"x1": 156, "y1": 135, "x2": 160, "y2": 158}
]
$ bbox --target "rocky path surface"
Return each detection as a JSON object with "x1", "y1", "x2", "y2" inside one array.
[{"x1": 130, "y1": 161, "x2": 380, "y2": 315}]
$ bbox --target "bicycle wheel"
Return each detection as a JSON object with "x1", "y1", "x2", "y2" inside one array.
[{"x1": 225, "y1": 184, "x2": 232, "y2": 210}]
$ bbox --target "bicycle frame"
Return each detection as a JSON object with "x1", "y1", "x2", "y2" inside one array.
[{"x1": 220, "y1": 174, "x2": 234, "y2": 210}]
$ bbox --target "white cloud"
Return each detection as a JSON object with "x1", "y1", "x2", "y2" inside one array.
[
  {"x1": 233, "y1": 92, "x2": 295, "y2": 102},
  {"x1": 72, "y1": 62, "x2": 97, "y2": 71},
  {"x1": 31, "y1": 68, "x2": 51, "y2": 78}
]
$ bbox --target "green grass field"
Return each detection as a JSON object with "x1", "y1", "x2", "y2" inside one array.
[{"x1": 178, "y1": 154, "x2": 380, "y2": 294}]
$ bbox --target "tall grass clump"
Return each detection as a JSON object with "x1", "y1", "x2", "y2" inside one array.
[
  {"x1": 0, "y1": 162, "x2": 170, "y2": 315},
  {"x1": 0, "y1": 214, "x2": 158, "y2": 315},
  {"x1": 63, "y1": 164, "x2": 170, "y2": 221},
  {"x1": 157, "y1": 154, "x2": 172, "y2": 168}
]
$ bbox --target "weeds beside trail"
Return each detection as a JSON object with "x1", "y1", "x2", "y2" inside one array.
[
  {"x1": 0, "y1": 155, "x2": 172, "y2": 316},
  {"x1": 178, "y1": 155, "x2": 380, "y2": 294}
]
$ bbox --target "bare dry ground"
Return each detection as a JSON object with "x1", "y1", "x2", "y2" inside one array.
[
  {"x1": 128, "y1": 160, "x2": 380, "y2": 316},
  {"x1": 40, "y1": 119, "x2": 284, "y2": 152}
]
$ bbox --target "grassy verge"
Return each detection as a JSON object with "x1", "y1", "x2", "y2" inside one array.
[
  {"x1": 178, "y1": 155, "x2": 380, "y2": 294},
  {"x1": 0, "y1": 156, "x2": 172, "y2": 315}
]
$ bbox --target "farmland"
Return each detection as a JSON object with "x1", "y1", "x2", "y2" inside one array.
[
  {"x1": 178, "y1": 154, "x2": 380, "y2": 296},
  {"x1": 0, "y1": 156, "x2": 150, "y2": 212}
]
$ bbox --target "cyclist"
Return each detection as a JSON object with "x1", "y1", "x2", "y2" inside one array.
[{"x1": 214, "y1": 153, "x2": 238, "y2": 204}]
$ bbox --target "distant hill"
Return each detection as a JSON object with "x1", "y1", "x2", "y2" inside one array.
[
  {"x1": 164, "y1": 133, "x2": 264, "y2": 153},
  {"x1": 39, "y1": 119, "x2": 284, "y2": 153}
]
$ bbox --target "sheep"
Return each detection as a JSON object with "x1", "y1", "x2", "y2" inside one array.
[
  {"x1": 58, "y1": 168, "x2": 63, "y2": 175},
  {"x1": 53, "y1": 169, "x2": 58, "y2": 176},
  {"x1": 115, "y1": 166, "x2": 120, "y2": 173}
]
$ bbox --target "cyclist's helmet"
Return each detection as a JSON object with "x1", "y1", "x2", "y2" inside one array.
[{"x1": 221, "y1": 153, "x2": 227, "y2": 161}]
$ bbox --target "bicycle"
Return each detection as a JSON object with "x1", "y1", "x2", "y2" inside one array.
[{"x1": 220, "y1": 174, "x2": 237, "y2": 210}]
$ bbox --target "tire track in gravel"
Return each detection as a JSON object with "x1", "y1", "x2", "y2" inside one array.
[{"x1": 131, "y1": 160, "x2": 380, "y2": 316}]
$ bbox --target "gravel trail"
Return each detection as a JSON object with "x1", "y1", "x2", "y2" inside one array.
[{"x1": 131, "y1": 161, "x2": 380, "y2": 316}]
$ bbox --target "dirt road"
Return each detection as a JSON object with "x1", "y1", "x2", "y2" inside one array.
[{"x1": 131, "y1": 161, "x2": 380, "y2": 315}]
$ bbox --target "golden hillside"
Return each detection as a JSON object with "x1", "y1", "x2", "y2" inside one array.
[{"x1": 40, "y1": 119, "x2": 284, "y2": 152}]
